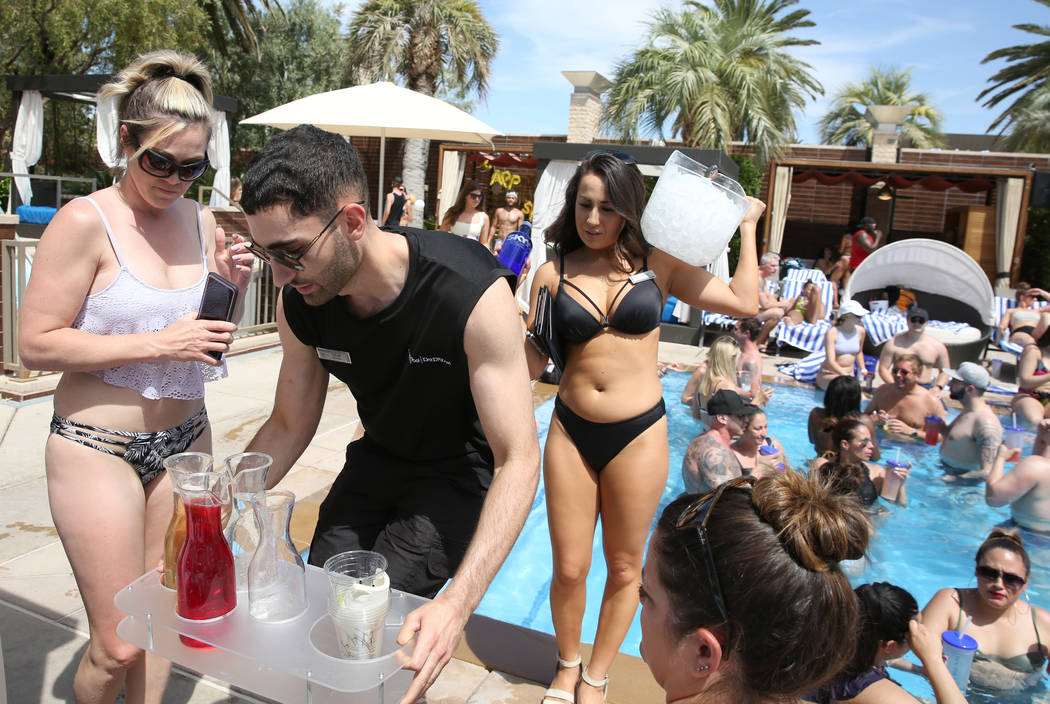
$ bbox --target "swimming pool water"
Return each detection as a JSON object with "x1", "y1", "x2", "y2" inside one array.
[{"x1": 475, "y1": 372, "x2": 1050, "y2": 702}]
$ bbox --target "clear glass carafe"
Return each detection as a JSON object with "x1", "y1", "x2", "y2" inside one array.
[
  {"x1": 248, "y1": 489, "x2": 307, "y2": 622},
  {"x1": 223, "y1": 452, "x2": 272, "y2": 590},
  {"x1": 161, "y1": 452, "x2": 213, "y2": 590},
  {"x1": 173, "y1": 469, "x2": 236, "y2": 647}
]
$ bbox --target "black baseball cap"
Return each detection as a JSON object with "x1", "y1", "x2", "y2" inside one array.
[
  {"x1": 706, "y1": 389, "x2": 760, "y2": 417},
  {"x1": 908, "y1": 305, "x2": 929, "y2": 323}
]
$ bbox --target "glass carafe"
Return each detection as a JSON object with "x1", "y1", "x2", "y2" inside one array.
[
  {"x1": 223, "y1": 452, "x2": 272, "y2": 590},
  {"x1": 161, "y1": 452, "x2": 214, "y2": 590},
  {"x1": 248, "y1": 490, "x2": 308, "y2": 622},
  {"x1": 173, "y1": 469, "x2": 236, "y2": 648}
]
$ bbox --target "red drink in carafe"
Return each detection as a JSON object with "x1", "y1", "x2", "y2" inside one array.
[{"x1": 176, "y1": 499, "x2": 236, "y2": 648}]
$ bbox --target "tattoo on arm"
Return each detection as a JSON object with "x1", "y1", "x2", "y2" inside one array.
[
  {"x1": 975, "y1": 418, "x2": 1004, "y2": 470},
  {"x1": 698, "y1": 438, "x2": 743, "y2": 488}
]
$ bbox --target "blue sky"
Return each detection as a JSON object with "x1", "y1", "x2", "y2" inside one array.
[{"x1": 333, "y1": 1, "x2": 1045, "y2": 145}]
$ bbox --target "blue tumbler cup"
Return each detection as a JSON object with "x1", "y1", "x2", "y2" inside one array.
[{"x1": 497, "y1": 222, "x2": 533, "y2": 275}]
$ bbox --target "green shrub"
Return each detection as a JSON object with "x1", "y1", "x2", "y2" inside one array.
[
  {"x1": 1021, "y1": 207, "x2": 1050, "y2": 286},
  {"x1": 728, "y1": 154, "x2": 762, "y2": 270}
]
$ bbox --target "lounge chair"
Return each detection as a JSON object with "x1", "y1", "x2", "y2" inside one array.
[
  {"x1": 845, "y1": 238, "x2": 994, "y2": 366},
  {"x1": 770, "y1": 278, "x2": 837, "y2": 352}
]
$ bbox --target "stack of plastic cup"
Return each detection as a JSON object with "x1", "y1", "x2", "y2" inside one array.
[
  {"x1": 923, "y1": 416, "x2": 943, "y2": 446},
  {"x1": 324, "y1": 551, "x2": 391, "y2": 660},
  {"x1": 881, "y1": 460, "x2": 909, "y2": 502},
  {"x1": 1003, "y1": 425, "x2": 1026, "y2": 463},
  {"x1": 942, "y1": 630, "x2": 978, "y2": 692}
]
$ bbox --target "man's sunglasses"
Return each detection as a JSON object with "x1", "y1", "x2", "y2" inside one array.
[
  {"x1": 245, "y1": 204, "x2": 360, "y2": 271},
  {"x1": 976, "y1": 565, "x2": 1026, "y2": 589},
  {"x1": 585, "y1": 149, "x2": 638, "y2": 166},
  {"x1": 909, "y1": 316, "x2": 926, "y2": 324},
  {"x1": 675, "y1": 476, "x2": 755, "y2": 623},
  {"x1": 130, "y1": 136, "x2": 209, "y2": 182}
]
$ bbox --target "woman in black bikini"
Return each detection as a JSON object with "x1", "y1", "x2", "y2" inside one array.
[
  {"x1": 524, "y1": 151, "x2": 764, "y2": 704},
  {"x1": 912, "y1": 528, "x2": 1050, "y2": 695}
]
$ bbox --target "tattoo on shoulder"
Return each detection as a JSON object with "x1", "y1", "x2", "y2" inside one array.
[
  {"x1": 975, "y1": 417, "x2": 1004, "y2": 467},
  {"x1": 697, "y1": 439, "x2": 742, "y2": 486}
]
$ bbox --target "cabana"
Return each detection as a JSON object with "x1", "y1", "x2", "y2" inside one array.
[{"x1": 845, "y1": 238, "x2": 995, "y2": 365}]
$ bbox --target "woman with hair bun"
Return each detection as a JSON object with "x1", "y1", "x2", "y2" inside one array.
[
  {"x1": 811, "y1": 417, "x2": 906, "y2": 506},
  {"x1": 19, "y1": 50, "x2": 252, "y2": 704},
  {"x1": 807, "y1": 583, "x2": 966, "y2": 703},
  {"x1": 917, "y1": 528, "x2": 1050, "y2": 694},
  {"x1": 639, "y1": 470, "x2": 870, "y2": 703}
]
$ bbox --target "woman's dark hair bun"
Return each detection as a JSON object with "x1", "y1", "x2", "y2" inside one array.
[{"x1": 752, "y1": 469, "x2": 870, "y2": 571}]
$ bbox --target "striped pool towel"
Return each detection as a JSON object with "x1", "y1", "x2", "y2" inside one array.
[
  {"x1": 773, "y1": 320, "x2": 833, "y2": 352},
  {"x1": 778, "y1": 353, "x2": 876, "y2": 384},
  {"x1": 784, "y1": 268, "x2": 828, "y2": 284},
  {"x1": 863, "y1": 314, "x2": 973, "y2": 346}
]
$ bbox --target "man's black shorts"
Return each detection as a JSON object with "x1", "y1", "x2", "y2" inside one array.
[{"x1": 307, "y1": 436, "x2": 490, "y2": 599}]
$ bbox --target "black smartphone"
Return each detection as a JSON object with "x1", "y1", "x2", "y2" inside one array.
[{"x1": 197, "y1": 272, "x2": 238, "y2": 360}]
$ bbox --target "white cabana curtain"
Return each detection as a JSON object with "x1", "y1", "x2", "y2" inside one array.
[
  {"x1": 517, "y1": 159, "x2": 578, "y2": 311},
  {"x1": 767, "y1": 165, "x2": 792, "y2": 254},
  {"x1": 705, "y1": 247, "x2": 731, "y2": 283},
  {"x1": 995, "y1": 177, "x2": 1024, "y2": 289},
  {"x1": 208, "y1": 111, "x2": 231, "y2": 207},
  {"x1": 96, "y1": 94, "x2": 121, "y2": 169},
  {"x1": 437, "y1": 150, "x2": 466, "y2": 223},
  {"x1": 11, "y1": 91, "x2": 44, "y2": 205}
]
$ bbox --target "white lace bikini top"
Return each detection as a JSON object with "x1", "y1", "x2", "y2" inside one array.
[
  {"x1": 71, "y1": 196, "x2": 226, "y2": 400},
  {"x1": 451, "y1": 217, "x2": 483, "y2": 240}
]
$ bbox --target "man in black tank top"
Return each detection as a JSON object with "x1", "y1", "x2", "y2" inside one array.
[{"x1": 238, "y1": 125, "x2": 540, "y2": 702}]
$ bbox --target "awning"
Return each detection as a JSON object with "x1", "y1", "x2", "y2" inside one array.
[{"x1": 793, "y1": 170, "x2": 994, "y2": 193}]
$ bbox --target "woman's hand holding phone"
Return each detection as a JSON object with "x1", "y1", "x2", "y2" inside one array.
[{"x1": 157, "y1": 313, "x2": 236, "y2": 366}]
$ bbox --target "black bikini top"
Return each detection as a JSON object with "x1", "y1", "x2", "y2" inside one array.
[{"x1": 554, "y1": 252, "x2": 663, "y2": 344}]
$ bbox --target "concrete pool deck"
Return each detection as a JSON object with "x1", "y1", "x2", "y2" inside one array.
[{"x1": 0, "y1": 334, "x2": 1018, "y2": 703}]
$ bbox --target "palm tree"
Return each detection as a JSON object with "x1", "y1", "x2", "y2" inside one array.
[
  {"x1": 346, "y1": 0, "x2": 499, "y2": 227},
  {"x1": 604, "y1": 0, "x2": 822, "y2": 165},
  {"x1": 979, "y1": 0, "x2": 1050, "y2": 145},
  {"x1": 203, "y1": 0, "x2": 282, "y2": 55},
  {"x1": 818, "y1": 66, "x2": 944, "y2": 148}
]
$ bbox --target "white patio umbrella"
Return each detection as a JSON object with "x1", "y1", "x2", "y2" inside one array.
[{"x1": 240, "y1": 81, "x2": 501, "y2": 220}]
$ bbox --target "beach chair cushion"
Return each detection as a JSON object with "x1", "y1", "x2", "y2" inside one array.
[
  {"x1": 784, "y1": 268, "x2": 828, "y2": 283},
  {"x1": 863, "y1": 312, "x2": 980, "y2": 348}
]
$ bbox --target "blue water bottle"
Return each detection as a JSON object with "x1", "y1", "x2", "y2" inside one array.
[{"x1": 497, "y1": 221, "x2": 532, "y2": 275}]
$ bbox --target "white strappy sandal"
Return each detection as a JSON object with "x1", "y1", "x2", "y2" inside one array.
[
  {"x1": 541, "y1": 654, "x2": 582, "y2": 704},
  {"x1": 579, "y1": 667, "x2": 609, "y2": 704}
]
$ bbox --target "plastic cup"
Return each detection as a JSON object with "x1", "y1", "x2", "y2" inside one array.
[
  {"x1": 881, "y1": 460, "x2": 908, "y2": 502},
  {"x1": 990, "y1": 359, "x2": 1003, "y2": 379},
  {"x1": 324, "y1": 551, "x2": 390, "y2": 660},
  {"x1": 942, "y1": 630, "x2": 978, "y2": 692},
  {"x1": 1003, "y1": 426, "x2": 1026, "y2": 463},
  {"x1": 759, "y1": 445, "x2": 778, "y2": 456},
  {"x1": 923, "y1": 415, "x2": 943, "y2": 446},
  {"x1": 640, "y1": 151, "x2": 749, "y2": 266}
]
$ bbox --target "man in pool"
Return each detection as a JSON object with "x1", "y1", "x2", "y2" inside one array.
[
  {"x1": 986, "y1": 420, "x2": 1050, "y2": 533},
  {"x1": 866, "y1": 353, "x2": 946, "y2": 438},
  {"x1": 681, "y1": 389, "x2": 757, "y2": 493},
  {"x1": 940, "y1": 362, "x2": 1003, "y2": 478},
  {"x1": 876, "y1": 306, "x2": 950, "y2": 390},
  {"x1": 237, "y1": 125, "x2": 541, "y2": 704}
]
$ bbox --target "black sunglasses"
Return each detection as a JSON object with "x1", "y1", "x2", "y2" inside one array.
[
  {"x1": 468, "y1": 192, "x2": 483, "y2": 200},
  {"x1": 976, "y1": 565, "x2": 1027, "y2": 589},
  {"x1": 130, "y1": 136, "x2": 210, "y2": 182},
  {"x1": 675, "y1": 476, "x2": 755, "y2": 623},
  {"x1": 909, "y1": 316, "x2": 926, "y2": 324},
  {"x1": 585, "y1": 149, "x2": 638, "y2": 166},
  {"x1": 245, "y1": 204, "x2": 360, "y2": 271}
]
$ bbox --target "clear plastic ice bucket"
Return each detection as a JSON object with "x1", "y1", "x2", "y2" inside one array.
[{"x1": 641, "y1": 150, "x2": 749, "y2": 266}]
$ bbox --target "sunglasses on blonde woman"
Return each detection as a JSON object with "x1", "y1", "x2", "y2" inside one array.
[
  {"x1": 675, "y1": 477, "x2": 755, "y2": 622},
  {"x1": 130, "y1": 136, "x2": 210, "y2": 181}
]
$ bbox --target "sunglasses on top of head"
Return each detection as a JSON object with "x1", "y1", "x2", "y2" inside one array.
[
  {"x1": 976, "y1": 565, "x2": 1026, "y2": 589},
  {"x1": 585, "y1": 149, "x2": 638, "y2": 166},
  {"x1": 129, "y1": 135, "x2": 210, "y2": 182}
]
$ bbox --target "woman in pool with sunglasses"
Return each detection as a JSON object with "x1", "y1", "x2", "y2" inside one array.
[
  {"x1": 915, "y1": 528, "x2": 1050, "y2": 694},
  {"x1": 19, "y1": 50, "x2": 251, "y2": 704},
  {"x1": 524, "y1": 151, "x2": 763, "y2": 704}
]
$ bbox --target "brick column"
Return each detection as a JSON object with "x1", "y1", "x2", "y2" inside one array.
[{"x1": 562, "y1": 71, "x2": 612, "y2": 144}]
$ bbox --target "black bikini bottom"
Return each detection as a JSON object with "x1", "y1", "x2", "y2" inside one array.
[
  {"x1": 554, "y1": 396, "x2": 666, "y2": 472},
  {"x1": 1014, "y1": 325, "x2": 1037, "y2": 337}
]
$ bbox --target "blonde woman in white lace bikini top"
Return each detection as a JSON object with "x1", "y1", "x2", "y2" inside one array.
[{"x1": 17, "y1": 50, "x2": 253, "y2": 704}]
